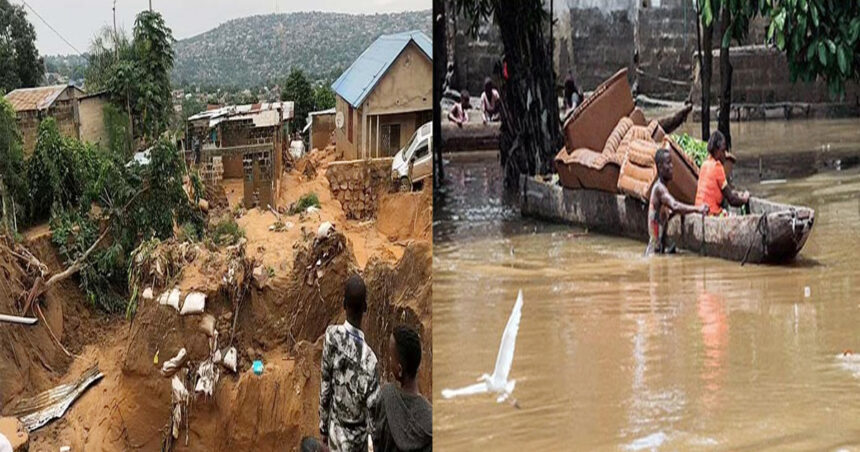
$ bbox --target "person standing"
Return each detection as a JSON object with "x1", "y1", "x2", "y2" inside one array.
[
  {"x1": 373, "y1": 325, "x2": 432, "y2": 452},
  {"x1": 320, "y1": 275, "x2": 381, "y2": 452},
  {"x1": 646, "y1": 148, "x2": 708, "y2": 255}
]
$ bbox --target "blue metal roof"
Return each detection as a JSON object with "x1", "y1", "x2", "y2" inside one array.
[{"x1": 331, "y1": 30, "x2": 432, "y2": 109}]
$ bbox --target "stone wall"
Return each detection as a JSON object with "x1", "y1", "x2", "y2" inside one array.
[
  {"x1": 325, "y1": 158, "x2": 394, "y2": 220},
  {"x1": 694, "y1": 45, "x2": 860, "y2": 113}
]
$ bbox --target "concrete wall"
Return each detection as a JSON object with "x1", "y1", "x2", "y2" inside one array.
[
  {"x1": 364, "y1": 110, "x2": 433, "y2": 158},
  {"x1": 78, "y1": 95, "x2": 108, "y2": 146},
  {"x1": 325, "y1": 158, "x2": 394, "y2": 220},
  {"x1": 451, "y1": 0, "x2": 772, "y2": 101},
  {"x1": 310, "y1": 113, "x2": 335, "y2": 151},
  {"x1": 334, "y1": 97, "x2": 363, "y2": 161}
]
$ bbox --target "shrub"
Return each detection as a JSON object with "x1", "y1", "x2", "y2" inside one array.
[
  {"x1": 212, "y1": 217, "x2": 244, "y2": 246},
  {"x1": 289, "y1": 192, "x2": 320, "y2": 214}
]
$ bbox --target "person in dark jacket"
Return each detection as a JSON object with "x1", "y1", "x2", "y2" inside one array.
[{"x1": 373, "y1": 325, "x2": 432, "y2": 452}]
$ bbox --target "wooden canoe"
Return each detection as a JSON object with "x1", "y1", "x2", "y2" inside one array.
[{"x1": 520, "y1": 176, "x2": 814, "y2": 263}]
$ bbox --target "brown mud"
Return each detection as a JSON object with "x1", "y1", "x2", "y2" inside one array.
[{"x1": 1, "y1": 146, "x2": 432, "y2": 451}]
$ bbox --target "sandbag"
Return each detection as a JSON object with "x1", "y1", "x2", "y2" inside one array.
[
  {"x1": 222, "y1": 347, "x2": 237, "y2": 373},
  {"x1": 180, "y1": 292, "x2": 206, "y2": 315},
  {"x1": 158, "y1": 288, "x2": 181, "y2": 312},
  {"x1": 162, "y1": 348, "x2": 187, "y2": 377}
]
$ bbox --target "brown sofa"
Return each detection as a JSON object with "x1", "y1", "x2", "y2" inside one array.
[{"x1": 554, "y1": 69, "x2": 642, "y2": 192}]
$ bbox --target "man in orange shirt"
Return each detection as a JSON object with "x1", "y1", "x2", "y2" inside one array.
[{"x1": 695, "y1": 131, "x2": 750, "y2": 215}]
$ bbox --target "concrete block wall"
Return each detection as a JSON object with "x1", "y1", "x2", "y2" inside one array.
[
  {"x1": 325, "y1": 158, "x2": 394, "y2": 220},
  {"x1": 694, "y1": 46, "x2": 860, "y2": 107}
]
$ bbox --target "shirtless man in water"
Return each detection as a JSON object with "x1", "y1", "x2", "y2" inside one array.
[{"x1": 646, "y1": 148, "x2": 708, "y2": 255}]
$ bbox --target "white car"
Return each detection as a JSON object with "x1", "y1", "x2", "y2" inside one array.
[{"x1": 391, "y1": 121, "x2": 432, "y2": 192}]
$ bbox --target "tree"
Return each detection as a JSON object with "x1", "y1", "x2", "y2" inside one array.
[
  {"x1": 0, "y1": 97, "x2": 27, "y2": 232},
  {"x1": 313, "y1": 84, "x2": 336, "y2": 111},
  {"x1": 765, "y1": 0, "x2": 860, "y2": 97},
  {"x1": 0, "y1": 0, "x2": 43, "y2": 93},
  {"x1": 132, "y1": 11, "x2": 175, "y2": 141},
  {"x1": 433, "y1": 0, "x2": 446, "y2": 188},
  {"x1": 85, "y1": 27, "x2": 132, "y2": 92},
  {"x1": 282, "y1": 69, "x2": 314, "y2": 132},
  {"x1": 453, "y1": 0, "x2": 562, "y2": 189},
  {"x1": 697, "y1": 0, "x2": 762, "y2": 148}
]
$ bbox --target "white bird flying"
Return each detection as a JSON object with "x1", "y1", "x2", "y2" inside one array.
[{"x1": 442, "y1": 289, "x2": 523, "y2": 404}]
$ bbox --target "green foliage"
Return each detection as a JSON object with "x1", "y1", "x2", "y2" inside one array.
[
  {"x1": 671, "y1": 133, "x2": 709, "y2": 167},
  {"x1": 103, "y1": 102, "x2": 132, "y2": 158},
  {"x1": 25, "y1": 119, "x2": 96, "y2": 223},
  {"x1": 282, "y1": 69, "x2": 314, "y2": 132},
  {"x1": 697, "y1": 0, "x2": 762, "y2": 46},
  {"x1": 313, "y1": 84, "x2": 336, "y2": 111},
  {"x1": 133, "y1": 11, "x2": 175, "y2": 139},
  {"x1": 85, "y1": 27, "x2": 133, "y2": 92},
  {"x1": 0, "y1": 97, "x2": 27, "y2": 229},
  {"x1": 212, "y1": 217, "x2": 244, "y2": 246},
  {"x1": 0, "y1": 0, "x2": 44, "y2": 92},
  {"x1": 764, "y1": 0, "x2": 860, "y2": 96},
  {"x1": 289, "y1": 192, "x2": 320, "y2": 215},
  {"x1": 91, "y1": 10, "x2": 175, "y2": 144},
  {"x1": 43, "y1": 135, "x2": 198, "y2": 315}
]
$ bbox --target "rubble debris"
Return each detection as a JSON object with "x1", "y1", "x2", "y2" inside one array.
[
  {"x1": 9, "y1": 365, "x2": 103, "y2": 432},
  {"x1": 180, "y1": 291, "x2": 206, "y2": 315},
  {"x1": 0, "y1": 314, "x2": 38, "y2": 325},
  {"x1": 199, "y1": 314, "x2": 217, "y2": 337},
  {"x1": 317, "y1": 221, "x2": 335, "y2": 240},
  {"x1": 161, "y1": 348, "x2": 188, "y2": 377},
  {"x1": 0, "y1": 417, "x2": 28, "y2": 452},
  {"x1": 142, "y1": 287, "x2": 154, "y2": 300},
  {"x1": 170, "y1": 374, "x2": 189, "y2": 439}
]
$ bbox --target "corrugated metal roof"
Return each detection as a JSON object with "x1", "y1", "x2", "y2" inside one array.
[
  {"x1": 187, "y1": 101, "x2": 294, "y2": 128},
  {"x1": 331, "y1": 30, "x2": 432, "y2": 109},
  {"x1": 4, "y1": 85, "x2": 71, "y2": 112}
]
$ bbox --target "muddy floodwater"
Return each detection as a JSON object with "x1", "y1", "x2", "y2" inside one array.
[{"x1": 434, "y1": 120, "x2": 860, "y2": 450}]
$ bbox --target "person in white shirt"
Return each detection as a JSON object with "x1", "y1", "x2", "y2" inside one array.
[{"x1": 480, "y1": 77, "x2": 501, "y2": 124}]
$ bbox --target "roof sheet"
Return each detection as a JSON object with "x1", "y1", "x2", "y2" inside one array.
[
  {"x1": 331, "y1": 30, "x2": 432, "y2": 109},
  {"x1": 4, "y1": 85, "x2": 69, "y2": 112},
  {"x1": 187, "y1": 101, "x2": 294, "y2": 128}
]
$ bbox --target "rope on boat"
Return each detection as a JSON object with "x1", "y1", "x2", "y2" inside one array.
[{"x1": 741, "y1": 213, "x2": 769, "y2": 266}]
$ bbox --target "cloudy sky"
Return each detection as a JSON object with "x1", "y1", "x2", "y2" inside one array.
[{"x1": 17, "y1": 0, "x2": 430, "y2": 56}]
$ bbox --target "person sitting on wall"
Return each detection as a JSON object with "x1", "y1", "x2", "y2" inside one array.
[
  {"x1": 447, "y1": 90, "x2": 470, "y2": 128},
  {"x1": 646, "y1": 148, "x2": 709, "y2": 255},
  {"x1": 695, "y1": 130, "x2": 750, "y2": 216},
  {"x1": 563, "y1": 71, "x2": 584, "y2": 115},
  {"x1": 373, "y1": 325, "x2": 432, "y2": 452},
  {"x1": 480, "y1": 77, "x2": 502, "y2": 124}
]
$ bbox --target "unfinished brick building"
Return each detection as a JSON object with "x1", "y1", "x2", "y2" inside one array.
[{"x1": 185, "y1": 102, "x2": 294, "y2": 208}]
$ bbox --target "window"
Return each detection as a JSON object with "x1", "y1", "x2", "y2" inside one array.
[
  {"x1": 380, "y1": 124, "x2": 401, "y2": 156},
  {"x1": 413, "y1": 139, "x2": 429, "y2": 160}
]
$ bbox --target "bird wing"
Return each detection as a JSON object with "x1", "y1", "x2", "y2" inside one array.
[
  {"x1": 491, "y1": 290, "x2": 523, "y2": 383},
  {"x1": 441, "y1": 382, "x2": 488, "y2": 399}
]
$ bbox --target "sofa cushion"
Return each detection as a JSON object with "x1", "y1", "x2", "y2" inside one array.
[
  {"x1": 629, "y1": 108, "x2": 647, "y2": 126},
  {"x1": 602, "y1": 117, "x2": 634, "y2": 156},
  {"x1": 617, "y1": 139, "x2": 659, "y2": 202}
]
